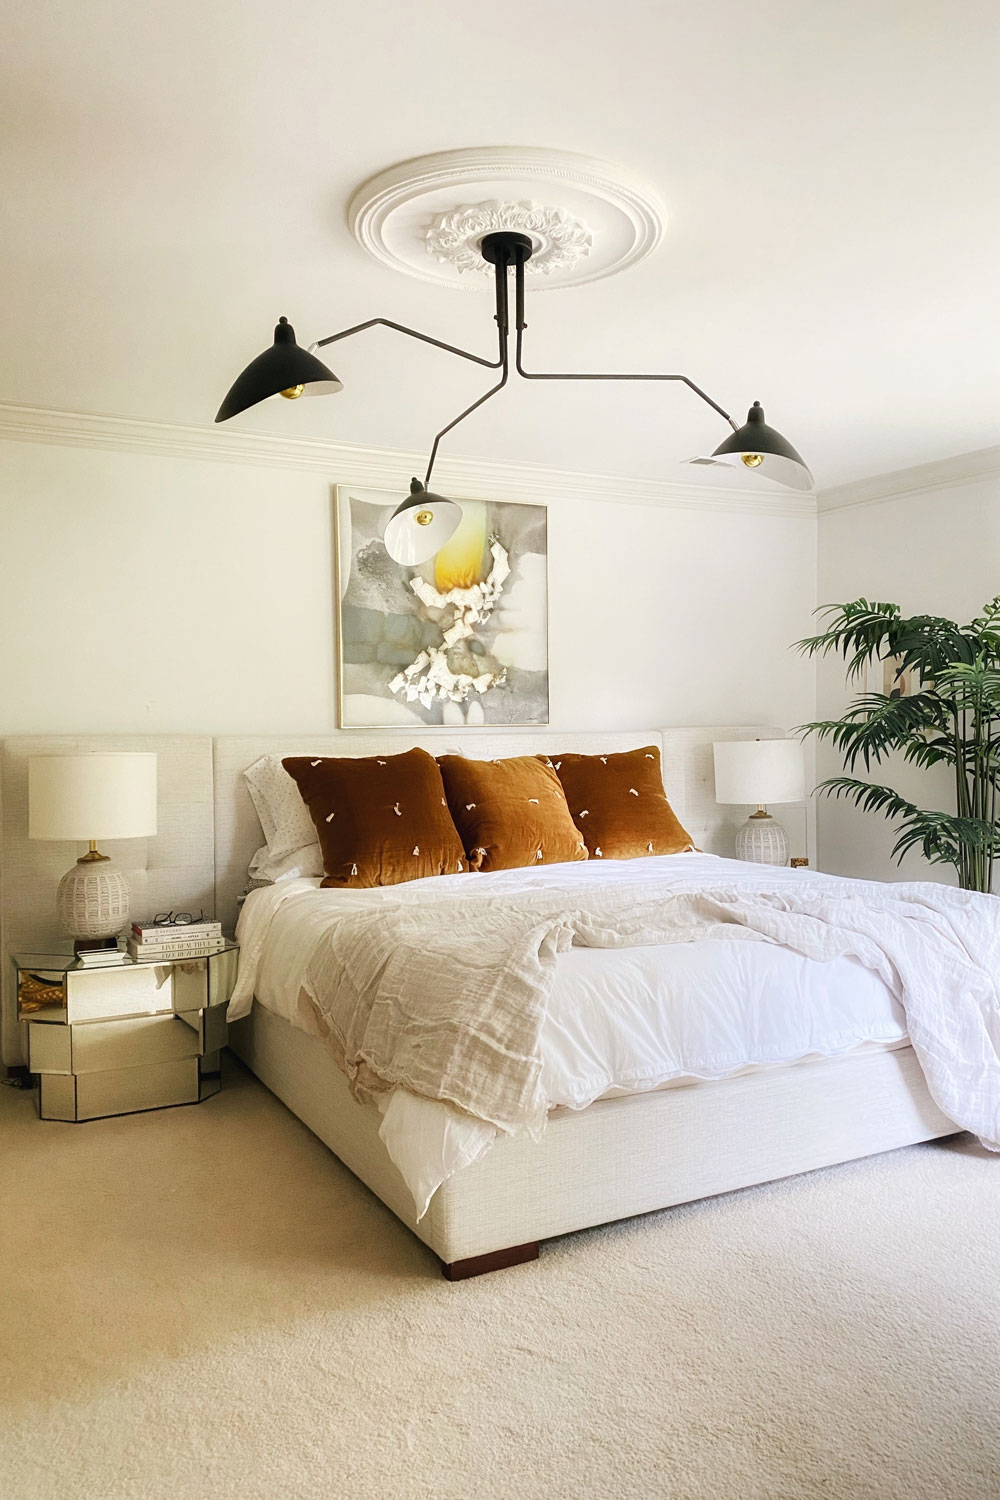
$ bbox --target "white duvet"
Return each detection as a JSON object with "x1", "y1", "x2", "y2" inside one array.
[{"x1": 231, "y1": 854, "x2": 912, "y2": 1216}]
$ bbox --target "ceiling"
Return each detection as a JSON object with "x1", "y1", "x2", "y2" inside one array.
[{"x1": 4, "y1": 0, "x2": 1000, "y2": 491}]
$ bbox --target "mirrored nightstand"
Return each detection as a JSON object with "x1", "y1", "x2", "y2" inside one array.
[{"x1": 14, "y1": 943, "x2": 238, "y2": 1121}]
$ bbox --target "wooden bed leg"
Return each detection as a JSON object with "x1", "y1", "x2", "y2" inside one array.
[{"x1": 441, "y1": 1242, "x2": 540, "y2": 1280}]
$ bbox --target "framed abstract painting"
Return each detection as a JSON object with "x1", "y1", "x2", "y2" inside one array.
[{"x1": 334, "y1": 485, "x2": 549, "y2": 728}]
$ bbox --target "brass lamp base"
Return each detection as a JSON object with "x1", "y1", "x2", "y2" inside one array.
[{"x1": 78, "y1": 842, "x2": 111, "y2": 864}]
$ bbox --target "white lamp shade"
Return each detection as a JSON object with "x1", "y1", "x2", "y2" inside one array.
[
  {"x1": 29, "y1": 753, "x2": 157, "y2": 841},
  {"x1": 713, "y1": 739, "x2": 806, "y2": 806},
  {"x1": 384, "y1": 495, "x2": 462, "y2": 566},
  {"x1": 689, "y1": 449, "x2": 814, "y2": 492}
]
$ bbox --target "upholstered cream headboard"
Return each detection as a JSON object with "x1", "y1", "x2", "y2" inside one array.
[{"x1": 2, "y1": 726, "x2": 805, "y2": 1067}]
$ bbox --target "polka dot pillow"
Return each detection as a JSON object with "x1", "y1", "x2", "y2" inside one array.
[{"x1": 244, "y1": 753, "x2": 320, "y2": 865}]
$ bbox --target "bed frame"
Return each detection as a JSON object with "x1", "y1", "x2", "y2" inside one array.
[
  {"x1": 231, "y1": 1006, "x2": 953, "y2": 1277},
  {"x1": 1, "y1": 729, "x2": 955, "y2": 1277}
]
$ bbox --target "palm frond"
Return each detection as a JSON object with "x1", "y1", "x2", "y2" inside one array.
[
  {"x1": 817, "y1": 777, "x2": 919, "y2": 820},
  {"x1": 890, "y1": 814, "x2": 1000, "y2": 866},
  {"x1": 902, "y1": 736, "x2": 959, "y2": 771},
  {"x1": 933, "y1": 659, "x2": 1000, "y2": 716},
  {"x1": 969, "y1": 594, "x2": 1000, "y2": 635},
  {"x1": 796, "y1": 691, "x2": 944, "y2": 770},
  {"x1": 795, "y1": 600, "x2": 901, "y2": 678},
  {"x1": 816, "y1": 778, "x2": 1000, "y2": 873}
]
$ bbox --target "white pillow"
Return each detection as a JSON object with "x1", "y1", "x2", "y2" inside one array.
[
  {"x1": 244, "y1": 754, "x2": 319, "y2": 863},
  {"x1": 248, "y1": 843, "x2": 325, "y2": 883}
]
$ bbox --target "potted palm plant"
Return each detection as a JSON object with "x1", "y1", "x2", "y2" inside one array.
[{"x1": 796, "y1": 596, "x2": 1000, "y2": 893}]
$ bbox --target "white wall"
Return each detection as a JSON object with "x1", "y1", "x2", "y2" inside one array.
[
  {"x1": 816, "y1": 472, "x2": 1000, "y2": 882},
  {"x1": 8, "y1": 424, "x2": 997, "y2": 888},
  {"x1": 0, "y1": 437, "x2": 817, "y2": 742}
]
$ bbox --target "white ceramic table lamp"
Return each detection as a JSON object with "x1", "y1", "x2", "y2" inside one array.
[
  {"x1": 713, "y1": 738, "x2": 805, "y2": 866},
  {"x1": 29, "y1": 753, "x2": 157, "y2": 950}
]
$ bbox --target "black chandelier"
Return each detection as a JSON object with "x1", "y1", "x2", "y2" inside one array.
[{"x1": 216, "y1": 230, "x2": 812, "y2": 564}]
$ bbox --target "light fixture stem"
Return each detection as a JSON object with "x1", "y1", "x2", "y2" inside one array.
[{"x1": 494, "y1": 255, "x2": 509, "y2": 340}]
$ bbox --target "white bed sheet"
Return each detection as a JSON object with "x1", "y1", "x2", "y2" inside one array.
[{"x1": 233, "y1": 854, "x2": 908, "y2": 1215}]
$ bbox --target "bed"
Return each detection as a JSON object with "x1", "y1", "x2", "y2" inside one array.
[{"x1": 214, "y1": 731, "x2": 960, "y2": 1279}]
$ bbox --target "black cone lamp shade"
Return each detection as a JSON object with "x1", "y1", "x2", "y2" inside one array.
[
  {"x1": 690, "y1": 402, "x2": 813, "y2": 492},
  {"x1": 383, "y1": 479, "x2": 462, "y2": 566},
  {"x1": 215, "y1": 318, "x2": 343, "y2": 423}
]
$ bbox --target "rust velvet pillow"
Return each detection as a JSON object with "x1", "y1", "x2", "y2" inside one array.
[
  {"x1": 437, "y1": 755, "x2": 588, "y2": 873},
  {"x1": 281, "y1": 749, "x2": 467, "y2": 888},
  {"x1": 544, "y1": 745, "x2": 695, "y2": 861}
]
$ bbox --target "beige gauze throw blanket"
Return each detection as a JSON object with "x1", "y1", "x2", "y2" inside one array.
[{"x1": 300, "y1": 873, "x2": 1000, "y2": 1148}]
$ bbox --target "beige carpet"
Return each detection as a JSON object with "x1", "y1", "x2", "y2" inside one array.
[{"x1": 3, "y1": 1059, "x2": 1000, "y2": 1500}]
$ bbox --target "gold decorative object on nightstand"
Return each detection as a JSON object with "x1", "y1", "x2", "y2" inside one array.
[
  {"x1": 16, "y1": 972, "x2": 66, "y2": 1014},
  {"x1": 14, "y1": 944, "x2": 238, "y2": 1122},
  {"x1": 790, "y1": 857, "x2": 810, "y2": 868}
]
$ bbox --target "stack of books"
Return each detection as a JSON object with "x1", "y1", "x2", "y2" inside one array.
[{"x1": 127, "y1": 918, "x2": 225, "y2": 963}]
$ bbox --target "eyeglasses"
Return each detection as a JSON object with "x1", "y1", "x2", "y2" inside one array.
[{"x1": 152, "y1": 910, "x2": 208, "y2": 927}]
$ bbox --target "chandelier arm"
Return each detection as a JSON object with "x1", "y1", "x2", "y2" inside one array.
[
  {"x1": 511, "y1": 260, "x2": 738, "y2": 430},
  {"x1": 424, "y1": 359, "x2": 510, "y2": 488},
  {"x1": 313, "y1": 317, "x2": 504, "y2": 370},
  {"x1": 514, "y1": 326, "x2": 738, "y2": 430}
]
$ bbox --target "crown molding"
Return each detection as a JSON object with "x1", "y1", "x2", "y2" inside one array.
[
  {"x1": 818, "y1": 444, "x2": 1000, "y2": 514},
  {"x1": 0, "y1": 401, "x2": 817, "y2": 518}
]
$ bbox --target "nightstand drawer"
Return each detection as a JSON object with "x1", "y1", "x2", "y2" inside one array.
[
  {"x1": 39, "y1": 1058, "x2": 201, "y2": 1121},
  {"x1": 17, "y1": 949, "x2": 239, "y2": 1025},
  {"x1": 28, "y1": 1005, "x2": 228, "y2": 1075},
  {"x1": 20, "y1": 962, "x2": 176, "y2": 1025}
]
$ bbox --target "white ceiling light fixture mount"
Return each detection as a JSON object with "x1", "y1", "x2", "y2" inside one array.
[
  {"x1": 348, "y1": 146, "x2": 664, "y2": 291},
  {"x1": 424, "y1": 200, "x2": 593, "y2": 279},
  {"x1": 217, "y1": 147, "x2": 813, "y2": 561}
]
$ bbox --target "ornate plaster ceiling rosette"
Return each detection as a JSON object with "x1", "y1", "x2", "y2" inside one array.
[
  {"x1": 425, "y1": 200, "x2": 593, "y2": 279},
  {"x1": 348, "y1": 146, "x2": 665, "y2": 291}
]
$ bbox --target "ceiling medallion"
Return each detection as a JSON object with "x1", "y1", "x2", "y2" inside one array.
[
  {"x1": 348, "y1": 145, "x2": 665, "y2": 291},
  {"x1": 425, "y1": 200, "x2": 593, "y2": 279}
]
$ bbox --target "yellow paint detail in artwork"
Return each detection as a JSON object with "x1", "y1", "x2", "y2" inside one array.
[{"x1": 434, "y1": 501, "x2": 487, "y2": 591}]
